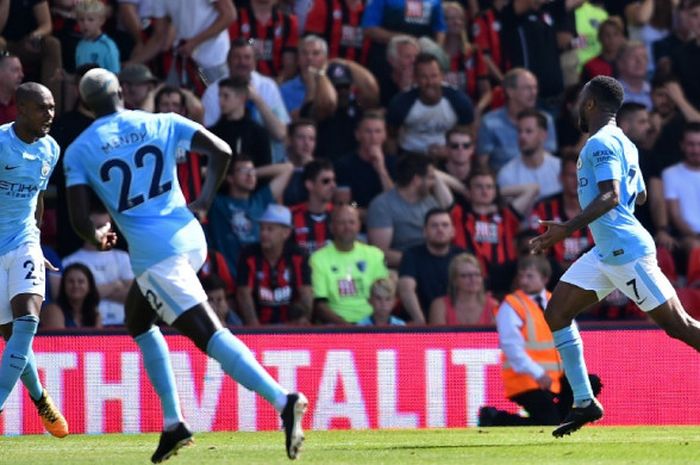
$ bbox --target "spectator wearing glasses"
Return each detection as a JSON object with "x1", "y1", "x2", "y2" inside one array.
[
  {"x1": 442, "y1": 127, "x2": 475, "y2": 203},
  {"x1": 289, "y1": 160, "x2": 336, "y2": 255}
]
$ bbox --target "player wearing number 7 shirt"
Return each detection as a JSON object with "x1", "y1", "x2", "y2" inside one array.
[
  {"x1": 63, "y1": 68, "x2": 308, "y2": 464},
  {"x1": 530, "y1": 76, "x2": 700, "y2": 438}
]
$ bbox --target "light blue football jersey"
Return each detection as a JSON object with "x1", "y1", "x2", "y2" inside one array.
[
  {"x1": 0, "y1": 123, "x2": 59, "y2": 256},
  {"x1": 64, "y1": 110, "x2": 204, "y2": 275},
  {"x1": 577, "y1": 124, "x2": 655, "y2": 265}
]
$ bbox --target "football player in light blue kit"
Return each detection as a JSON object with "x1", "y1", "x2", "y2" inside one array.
[
  {"x1": 64, "y1": 68, "x2": 308, "y2": 464},
  {"x1": 531, "y1": 76, "x2": 700, "y2": 437},
  {"x1": 0, "y1": 82, "x2": 69, "y2": 438}
]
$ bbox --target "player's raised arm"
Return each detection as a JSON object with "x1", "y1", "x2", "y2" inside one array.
[{"x1": 187, "y1": 128, "x2": 233, "y2": 218}]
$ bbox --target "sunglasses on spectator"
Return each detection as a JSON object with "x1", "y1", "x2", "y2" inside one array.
[
  {"x1": 319, "y1": 177, "x2": 335, "y2": 185},
  {"x1": 449, "y1": 142, "x2": 472, "y2": 149}
]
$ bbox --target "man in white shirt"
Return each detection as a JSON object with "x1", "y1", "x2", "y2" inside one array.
[
  {"x1": 498, "y1": 108, "x2": 562, "y2": 205},
  {"x1": 663, "y1": 122, "x2": 700, "y2": 253},
  {"x1": 62, "y1": 209, "x2": 134, "y2": 326}
]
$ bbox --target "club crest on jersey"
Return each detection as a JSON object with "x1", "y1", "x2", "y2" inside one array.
[
  {"x1": 577, "y1": 157, "x2": 582, "y2": 169},
  {"x1": 41, "y1": 162, "x2": 50, "y2": 177},
  {"x1": 356, "y1": 260, "x2": 366, "y2": 272}
]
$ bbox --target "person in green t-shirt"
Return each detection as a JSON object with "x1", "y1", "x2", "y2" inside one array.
[{"x1": 310, "y1": 206, "x2": 389, "y2": 324}]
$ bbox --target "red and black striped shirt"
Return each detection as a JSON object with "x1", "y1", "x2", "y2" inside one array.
[
  {"x1": 446, "y1": 46, "x2": 488, "y2": 101},
  {"x1": 304, "y1": 0, "x2": 369, "y2": 63},
  {"x1": 199, "y1": 249, "x2": 236, "y2": 295},
  {"x1": 472, "y1": 8, "x2": 504, "y2": 72},
  {"x1": 289, "y1": 202, "x2": 333, "y2": 254},
  {"x1": 229, "y1": 6, "x2": 299, "y2": 77},
  {"x1": 451, "y1": 203, "x2": 520, "y2": 269},
  {"x1": 530, "y1": 194, "x2": 593, "y2": 265},
  {"x1": 236, "y1": 244, "x2": 311, "y2": 324},
  {"x1": 177, "y1": 151, "x2": 203, "y2": 205}
]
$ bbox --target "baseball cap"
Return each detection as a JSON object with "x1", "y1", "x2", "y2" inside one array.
[
  {"x1": 327, "y1": 63, "x2": 353, "y2": 87},
  {"x1": 118, "y1": 64, "x2": 158, "y2": 84},
  {"x1": 257, "y1": 204, "x2": 292, "y2": 227}
]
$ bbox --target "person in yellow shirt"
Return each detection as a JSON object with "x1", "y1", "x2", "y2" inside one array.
[{"x1": 310, "y1": 206, "x2": 389, "y2": 324}]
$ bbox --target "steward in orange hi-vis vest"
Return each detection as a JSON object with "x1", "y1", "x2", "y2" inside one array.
[{"x1": 495, "y1": 289, "x2": 563, "y2": 399}]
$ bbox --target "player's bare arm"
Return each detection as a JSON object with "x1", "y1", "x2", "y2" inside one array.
[
  {"x1": 530, "y1": 179, "x2": 620, "y2": 254},
  {"x1": 187, "y1": 128, "x2": 233, "y2": 219},
  {"x1": 66, "y1": 184, "x2": 118, "y2": 251}
]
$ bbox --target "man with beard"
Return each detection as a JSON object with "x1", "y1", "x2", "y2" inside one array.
[
  {"x1": 398, "y1": 208, "x2": 464, "y2": 324},
  {"x1": 386, "y1": 53, "x2": 473, "y2": 158},
  {"x1": 498, "y1": 109, "x2": 562, "y2": 203},
  {"x1": 530, "y1": 76, "x2": 700, "y2": 438}
]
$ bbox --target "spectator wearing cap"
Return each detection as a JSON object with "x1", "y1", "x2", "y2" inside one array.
[
  {"x1": 386, "y1": 53, "x2": 474, "y2": 158},
  {"x1": 119, "y1": 63, "x2": 159, "y2": 110},
  {"x1": 301, "y1": 59, "x2": 379, "y2": 160},
  {"x1": 281, "y1": 35, "x2": 333, "y2": 119},
  {"x1": 310, "y1": 205, "x2": 389, "y2": 324},
  {"x1": 0, "y1": 51, "x2": 24, "y2": 124},
  {"x1": 236, "y1": 204, "x2": 313, "y2": 326},
  {"x1": 207, "y1": 156, "x2": 294, "y2": 275}
]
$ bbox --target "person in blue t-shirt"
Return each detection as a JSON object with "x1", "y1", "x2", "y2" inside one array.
[
  {"x1": 64, "y1": 68, "x2": 307, "y2": 463},
  {"x1": 74, "y1": 0, "x2": 121, "y2": 73},
  {"x1": 0, "y1": 83, "x2": 68, "y2": 438},
  {"x1": 530, "y1": 76, "x2": 700, "y2": 438}
]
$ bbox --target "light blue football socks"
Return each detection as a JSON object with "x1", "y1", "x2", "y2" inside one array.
[
  {"x1": 0, "y1": 315, "x2": 39, "y2": 409},
  {"x1": 20, "y1": 349, "x2": 44, "y2": 401},
  {"x1": 135, "y1": 327, "x2": 184, "y2": 429},
  {"x1": 207, "y1": 328, "x2": 288, "y2": 410},
  {"x1": 553, "y1": 324, "x2": 594, "y2": 405}
]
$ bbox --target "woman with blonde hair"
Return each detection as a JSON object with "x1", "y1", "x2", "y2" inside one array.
[
  {"x1": 441, "y1": 1, "x2": 492, "y2": 115},
  {"x1": 429, "y1": 253, "x2": 498, "y2": 325}
]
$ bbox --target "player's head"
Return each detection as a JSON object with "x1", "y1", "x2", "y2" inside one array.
[
  {"x1": 15, "y1": 82, "x2": 55, "y2": 140},
  {"x1": 79, "y1": 67, "x2": 122, "y2": 116},
  {"x1": 578, "y1": 76, "x2": 625, "y2": 133},
  {"x1": 516, "y1": 255, "x2": 551, "y2": 294}
]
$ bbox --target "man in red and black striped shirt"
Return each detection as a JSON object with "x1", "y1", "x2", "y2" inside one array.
[
  {"x1": 229, "y1": 0, "x2": 299, "y2": 80},
  {"x1": 451, "y1": 169, "x2": 521, "y2": 294},
  {"x1": 236, "y1": 205, "x2": 313, "y2": 325},
  {"x1": 304, "y1": 0, "x2": 369, "y2": 63},
  {"x1": 529, "y1": 157, "x2": 593, "y2": 270},
  {"x1": 290, "y1": 159, "x2": 335, "y2": 254}
]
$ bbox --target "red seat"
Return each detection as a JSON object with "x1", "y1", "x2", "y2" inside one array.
[
  {"x1": 676, "y1": 288, "x2": 700, "y2": 319},
  {"x1": 687, "y1": 248, "x2": 700, "y2": 287},
  {"x1": 657, "y1": 246, "x2": 678, "y2": 283}
]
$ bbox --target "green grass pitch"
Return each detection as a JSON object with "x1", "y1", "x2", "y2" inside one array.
[{"x1": 2, "y1": 427, "x2": 699, "y2": 465}]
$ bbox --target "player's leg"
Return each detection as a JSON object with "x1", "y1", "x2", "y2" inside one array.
[
  {"x1": 0, "y1": 323, "x2": 68, "y2": 438},
  {"x1": 647, "y1": 295, "x2": 700, "y2": 350},
  {"x1": 545, "y1": 251, "x2": 611, "y2": 436},
  {"x1": 124, "y1": 282, "x2": 192, "y2": 464}
]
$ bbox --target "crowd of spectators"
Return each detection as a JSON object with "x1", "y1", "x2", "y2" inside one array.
[{"x1": 4, "y1": 0, "x2": 700, "y2": 329}]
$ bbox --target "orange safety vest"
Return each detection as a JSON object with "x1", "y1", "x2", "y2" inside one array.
[{"x1": 495, "y1": 289, "x2": 563, "y2": 399}]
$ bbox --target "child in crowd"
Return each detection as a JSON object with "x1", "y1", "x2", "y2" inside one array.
[
  {"x1": 75, "y1": 0, "x2": 120, "y2": 73},
  {"x1": 357, "y1": 278, "x2": 406, "y2": 326}
]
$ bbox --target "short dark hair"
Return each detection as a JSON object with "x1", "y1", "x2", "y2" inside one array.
[
  {"x1": 466, "y1": 166, "x2": 497, "y2": 188},
  {"x1": 231, "y1": 37, "x2": 254, "y2": 49},
  {"x1": 228, "y1": 153, "x2": 253, "y2": 173},
  {"x1": 395, "y1": 155, "x2": 432, "y2": 187},
  {"x1": 219, "y1": 76, "x2": 249, "y2": 93},
  {"x1": 445, "y1": 126, "x2": 471, "y2": 143},
  {"x1": 288, "y1": 118, "x2": 316, "y2": 137},
  {"x1": 201, "y1": 273, "x2": 227, "y2": 293},
  {"x1": 517, "y1": 108, "x2": 548, "y2": 130},
  {"x1": 303, "y1": 159, "x2": 334, "y2": 184},
  {"x1": 683, "y1": 122, "x2": 700, "y2": 138},
  {"x1": 587, "y1": 75, "x2": 625, "y2": 114},
  {"x1": 616, "y1": 102, "x2": 647, "y2": 125},
  {"x1": 424, "y1": 207, "x2": 451, "y2": 226},
  {"x1": 358, "y1": 109, "x2": 385, "y2": 125},
  {"x1": 413, "y1": 52, "x2": 440, "y2": 72},
  {"x1": 682, "y1": 0, "x2": 700, "y2": 10},
  {"x1": 154, "y1": 85, "x2": 186, "y2": 110}
]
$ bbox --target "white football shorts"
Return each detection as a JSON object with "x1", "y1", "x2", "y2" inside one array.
[
  {"x1": 561, "y1": 249, "x2": 676, "y2": 312},
  {"x1": 135, "y1": 248, "x2": 208, "y2": 325},
  {"x1": 0, "y1": 242, "x2": 46, "y2": 324}
]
